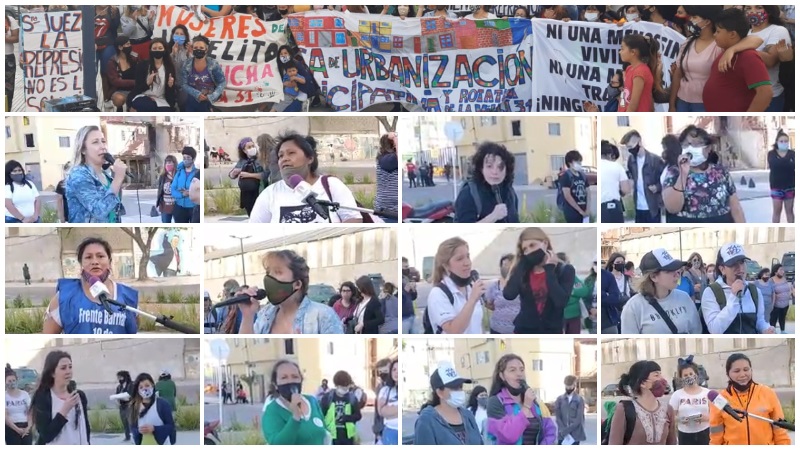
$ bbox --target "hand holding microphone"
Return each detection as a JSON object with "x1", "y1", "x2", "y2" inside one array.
[
  {"x1": 731, "y1": 276, "x2": 746, "y2": 299},
  {"x1": 491, "y1": 185, "x2": 508, "y2": 222},
  {"x1": 707, "y1": 390, "x2": 743, "y2": 422},
  {"x1": 224, "y1": 287, "x2": 267, "y2": 317},
  {"x1": 102, "y1": 153, "x2": 132, "y2": 180},
  {"x1": 468, "y1": 270, "x2": 487, "y2": 304},
  {"x1": 287, "y1": 174, "x2": 329, "y2": 219}
]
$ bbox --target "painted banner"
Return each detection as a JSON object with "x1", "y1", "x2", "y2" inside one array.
[
  {"x1": 153, "y1": 5, "x2": 288, "y2": 106},
  {"x1": 289, "y1": 11, "x2": 534, "y2": 112},
  {"x1": 19, "y1": 10, "x2": 84, "y2": 112},
  {"x1": 531, "y1": 19, "x2": 686, "y2": 112}
]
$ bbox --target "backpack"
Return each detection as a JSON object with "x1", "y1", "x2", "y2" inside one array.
[
  {"x1": 320, "y1": 175, "x2": 374, "y2": 223},
  {"x1": 601, "y1": 400, "x2": 636, "y2": 445},
  {"x1": 422, "y1": 283, "x2": 454, "y2": 334},
  {"x1": 701, "y1": 282, "x2": 759, "y2": 333},
  {"x1": 463, "y1": 180, "x2": 518, "y2": 222}
]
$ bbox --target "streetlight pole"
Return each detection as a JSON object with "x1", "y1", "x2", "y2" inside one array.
[{"x1": 231, "y1": 235, "x2": 251, "y2": 285}]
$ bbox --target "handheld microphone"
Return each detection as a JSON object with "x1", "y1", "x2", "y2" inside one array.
[
  {"x1": 470, "y1": 270, "x2": 480, "y2": 283},
  {"x1": 88, "y1": 276, "x2": 115, "y2": 315},
  {"x1": 67, "y1": 380, "x2": 76, "y2": 394},
  {"x1": 707, "y1": 390, "x2": 743, "y2": 422},
  {"x1": 213, "y1": 289, "x2": 268, "y2": 309},
  {"x1": 735, "y1": 275, "x2": 745, "y2": 300},
  {"x1": 102, "y1": 153, "x2": 133, "y2": 179},
  {"x1": 492, "y1": 185, "x2": 506, "y2": 223},
  {"x1": 287, "y1": 174, "x2": 330, "y2": 220}
]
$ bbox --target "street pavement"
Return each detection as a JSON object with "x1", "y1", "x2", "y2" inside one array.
[
  {"x1": 5, "y1": 279, "x2": 200, "y2": 304},
  {"x1": 38, "y1": 190, "x2": 164, "y2": 223},
  {"x1": 91, "y1": 431, "x2": 200, "y2": 445}
]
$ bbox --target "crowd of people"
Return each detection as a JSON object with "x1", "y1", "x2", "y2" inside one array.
[
  {"x1": 602, "y1": 243, "x2": 794, "y2": 335},
  {"x1": 600, "y1": 126, "x2": 795, "y2": 224}
]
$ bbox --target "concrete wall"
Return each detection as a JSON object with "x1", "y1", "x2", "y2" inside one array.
[{"x1": 5, "y1": 232, "x2": 63, "y2": 282}]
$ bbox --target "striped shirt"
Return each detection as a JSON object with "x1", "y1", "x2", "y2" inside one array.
[{"x1": 375, "y1": 157, "x2": 398, "y2": 213}]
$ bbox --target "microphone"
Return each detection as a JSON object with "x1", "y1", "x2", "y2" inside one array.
[
  {"x1": 735, "y1": 275, "x2": 745, "y2": 299},
  {"x1": 492, "y1": 185, "x2": 506, "y2": 223},
  {"x1": 470, "y1": 270, "x2": 480, "y2": 283},
  {"x1": 213, "y1": 289, "x2": 267, "y2": 309},
  {"x1": 88, "y1": 276, "x2": 115, "y2": 315},
  {"x1": 287, "y1": 174, "x2": 330, "y2": 220},
  {"x1": 707, "y1": 390, "x2": 743, "y2": 422},
  {"x1": 102, "y1": 153, "x2": 133, "y2": 179}
]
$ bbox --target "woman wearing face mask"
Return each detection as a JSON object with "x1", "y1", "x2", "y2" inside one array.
[
  {"x1": 353, "y1": 275, "x2": 385, "y2": 334},
  {"x1": 250, "y1": 132, "x2": 363, "y2": 223},
  {"x1": 31, "y1": 351, "x2": 90, "y2": 445},
  {"x1": 767, "y1": 130, "x2": 795, "y2": 223},
  {"x1": 701, "y1": 243, "x2": 775, "y2": 334},
  {"x1": 261, "y1": 360, "x2": 329, "y2": 445},
  {"x1": 237, "y1": 250, "x2": 343, "y2": 334},
  {"x1": 43, "y1": 237, "x2": 138, "y2": 334},
  {"x1": 581, "y1": 5, "x2": 605, "y2": 22},
  {"x1": 128, "y1": 38, "x2": 176, "y2": 112},
  {"x1": 129, "y1": 373, "x2": 175, "y2": 445},
  {"x1": 755, "y1": 268, "x2": 775, "y2": 323},
  {"x1": 465, "y1": 6, "x2": 497, "y2": 20},
  {"x1": 606, "y1": 253, "x2": 635, "y2": 304},
  {"x1": 229, "y1": 137, "x2": 267, "y2": 217},
  {"x1": 377, "y1": 360, "x2": 399, "y2": 445},
  {"x1": 710, "y1": 353, "x2": 791, "y2": 445},
  {"x1": 179, "y1": 35, "x2": 226, "y2": 112},
  {"x1": 705, "y1": 264, "x2": 717, "y2": 284},
  {"x1": 503, "y1": 228, "x2": 575, "y2": 334},
  {"x1": 744, "y1": 5, "x2": 794, "y2": 112},
  {"x1": 115, "y1": 370, "x2": 134, "y2": 442},
  {"x1": 425, "y1": 237, "x2": 486, "y2": 334},
  {"x1": 155, "y1": 155, "x2": 177, "y2": 223},
  {"x1": 454, "y1": 142, "x2": 520, "y2": 223},
  {"x1": 467, "y1": 385, "x2": 489, "y2": 441},
  {"x1": 5, "y1": 160, "x2": 41, "y2": 223},
  {"x1": 107, "y1": 36, "x2": 139, "y2": 112},
  {"x1": 414, "y1": 361, "x2": 482, "y2": 445},
  {"x1": 169, "y1": 146, "x2": 199, "y2": 223},
  {"x1": 662, "y1": 125, "x2": 745, "y2": 223},
  {"x1": 319, "y1": 370, "x2": 362, "y2": 445},
  {"x1": 620, "y1": 249, "x2": 703, "y2": 334},
  {"x1": 668, "y1": 357, "x2": 710, "y2": 445},
  {"x1": 486, "y1": 354, "x2": 556, "y2": 445},
  {"x1": 608, "y1": 360, "x2": 676, "y2": 445},
  {"x1": 485, "y1": 254, "x2": 520, "y2": 334},
  {"x1": 5, "y1": 366, "x2": 33, "y2": 445},
  {"x1": 769, "y1": 264, "x2": 793, "y2": 334},
  {"x1": 168, "y1": 25, "x2": 191, "y2": 71},
  {"x1": 558, "y1": 150, "x2": 590, "y2": 223},
  {"x1": 120, "y1": 6, "x2": 153, "y2": 61}
]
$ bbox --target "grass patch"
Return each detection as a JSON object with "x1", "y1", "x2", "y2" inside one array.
[
  {"x1": 204, "y1": 178, "x2": 214, "y2": 190},
  {"x1": 175, "y1": 404, "x2": 201, "y2": 430},
  {"x1": 157, "y1": 290, "x2": 168, "y2": 304},
  {"x1": 41, "y1": 205, "x2": 58, "y2": 223},
  {"x1": 623, "y1": 196, "x2": 635, "y2": 221},
  {"x1": 358, "y1": 174, "x2": 372, "y2": 184},
  {"x1": 205, "y1": 189, "x2": 245, "y2": 215},
  {"x1": 5, "y1": 309, "x2": 43, "y2": 334},
  {"x1": 783, "y1": 400, "x2": 794, "y2": 423},
  {"x1": 167, "y1": 290, "x2": 185, "y2": 304},
  {"x1": 354, "y1": 190, "x2": 376, "y2": 210},
  {"x1": 137, "y1": 304, "x2": 199, "y2": 333},
  {"x1": 89, "y1": 405, "x2": 200, "y2": 433},
  {"x1": 787, "y1": 305, "x2": 795, "y2": 322},
  {"x1": 524, "y1": 201, "x2": 566, "y2": 223},
  {"x1": 10, "y1": 295, "x2": 34, "y2": 309},
  {"x1": 185, "y1": 294, "x2": 200, "y2": 305},
  {"x1": 221, "y1": 430, "x2": 266, "y2": 445},
  {"x1": 343, "y1": 173, "x2": 357, "y2": 184},
  {"x1": 226, "y1": 419, "x2": 251, "y2": 432}
]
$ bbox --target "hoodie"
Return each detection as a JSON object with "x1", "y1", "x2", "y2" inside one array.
[
  {"x1": 487, "y1": 388, "x2": 557, "y2": 445},
  {"x1": 170, "y1": 161, "x2": 199, "y2": 209},
  {"x1": 413, "y1": 404, "x2": 483, "y2": 445}
]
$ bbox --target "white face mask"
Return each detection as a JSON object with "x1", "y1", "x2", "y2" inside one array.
[
  {"x1": 246, "y1": 145, "x2": 258, "y2": 157},
  {"x1": 585, "y1": 12, "x2": 599, "y2": 22},
  {"x1": 280, "y1": 55, "x2": 291, "y2": 63},
  {"x1": 446, "y1": 390, "x2": 466, "y2": 408},
  {"x1": 626, "y1": 13, "x2": 639, "y2": 22},
  {"x1": 572, "y1": 162, "x2": 583, "y2": 171},
  {"x1": 336, "y1": 387, "x2": 349, "y2": 395},
  {"x1": 683, "y1": 146, "x2": 707, "y2": 167}
]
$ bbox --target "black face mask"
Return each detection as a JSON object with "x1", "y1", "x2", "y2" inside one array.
[
  {"x1": 730, "y1": 380, "x2": 752, "y2": 393},
  {"x1": 151, "y1": 50, "x2": 165, "y2": 60},
  {"x1": 193, "y1": 49, "x2": 207, "y2": 59},
  {"x1": 762, "y1": 277, "x2": 769, "y2": 281},
  {"x1": 614, "y1": 263, "x2": 625, "y2": 273},
  {"x1": 279, "y1": 8, "x2": 289, "y2": 15},
  {"x1": 641, "y1": 7, "x2": 653, "y2": 21},
  {"x1": 628, "y1": 145, "x2": 640, "y2": 156},
  {"x1": 402, "y1": 269, "x2": 410, "y2": 276},
  {"x1": 565, "y1": 387, "x2": 575, "y2": 394},
  {"x1": 606, "y1": 85, "x2": 621, "y2": 101},
  {"x1": 776, "y1": 274, "x2": 784, "y2": 279},
  {"x1": 504, "y1": 380, "x2": 526, "y2": 397},
  {"x1": 450, "y1": 272, "x2": 472, "y2": 287},
  {"x1": 524, "y1": 249, "x2": 546, "y2": 267},
  {"x1": 122, "y1": 47, "x2": 133, "y2": 56},
  {"x1": 277, "y1": 382, "x2": 302, "y2": 401}
]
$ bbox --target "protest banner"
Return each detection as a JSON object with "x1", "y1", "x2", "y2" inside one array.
[
  {"x1": 289, "y1": 11, "x2": 534, "y2": 112},
  {"x1": 153, "y1": 5, "x2": 288, "y2": 106},
  {"x1": 531, "y1": 19, "x2": 686, "y2": 112},
  {"x1": 19, "y1": 10, "x2": 84, "y2": 112}
]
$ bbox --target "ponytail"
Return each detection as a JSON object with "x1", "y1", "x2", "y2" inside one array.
[{"x1": 644, "y1": 35, "x2": 666, "y2": 97}]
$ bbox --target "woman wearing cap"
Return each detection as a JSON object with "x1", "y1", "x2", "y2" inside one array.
[
  {"x1": 486, "y1": 354, "x2": 556, "y2": 445},
  {"x1": 701, "y1": 243, "x2": 775, "y2": 334},
  {"x1": 608, "y1": 360, "x2": 676, "y2": 445},
  {"x1": 668, "y1": 356, "x2": 710, "y2": 445},
  {"x1": 413, "y1": 362, "x2": 483, "y2": 445},
  {"x1": 502, "y1": 228, "x2": 575, "y2": 334},
  {"x1": 620, "y1": 249, "x2": 703, "y2": 334},
  {"x1": 261, "y1": 359, "x2": 329, "y2": 445},
  {"x1": 709, "y1": 353, "x2": 791, "y2": 445},
  {"x1": 769, "y1": 263, "x2": 793, "y2": 334},
  {"x1": 229, "y1": 137, "x2": 267, "y2": 217}
]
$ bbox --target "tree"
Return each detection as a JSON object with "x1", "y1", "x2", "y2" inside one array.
[
  {"x1": 240, "y1": 373, "x2": 258, "y2": 404},
  {"x1": 120, "y1": 227, "x2": 177, "y2": 281},
  {"x1": 377, "y1": 116, "x2": 398, "y2": 132}
]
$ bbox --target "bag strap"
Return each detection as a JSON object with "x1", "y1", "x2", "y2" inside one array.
[
  {"x1": 709, "y1": 282, "x2": 727, "y2": 308},
  {"x1": 468, "y1": 181, "x2": 482, "y2": 215},
  {"x1": 645, "y1": 294, "x2": 679, "y2": 334},
  {"x1": 433, "y1": 283, "x2": 455, "y2": 334},
  {"x1": 622, "y1": 400, "x2": 636, "y2": 445}
]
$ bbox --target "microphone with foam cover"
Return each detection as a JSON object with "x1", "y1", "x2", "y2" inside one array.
[
  {"x1": 708, "y1": 390, "x2": 743, "y2": 422},
  {"x1": 287, "y1": 174, "x2": 329, "y2": 219}
]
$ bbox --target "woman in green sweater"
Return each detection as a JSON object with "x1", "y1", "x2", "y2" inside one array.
[
  {"x1": 561, "y1": 255, "x2": 594, "y2": 334},
  {"x1": 582, "y1": 263, "x2": 597, "y2": 334},
  {"x1": 261, "y1": 360, "x2": 329, "y2": 445}
]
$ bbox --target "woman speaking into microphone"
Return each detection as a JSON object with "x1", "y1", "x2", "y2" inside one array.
[
  {"x1": 42, "y1": 237, "x2": 139, "y2": 334},
  {"x1": 65, "y1": 126, "x2": 128, "y2": 223},
  {"x1": 32, "y1": 351, "x2": 91, "y2": 445}
]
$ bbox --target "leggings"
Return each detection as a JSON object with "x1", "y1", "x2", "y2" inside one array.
[
  {"x1": 678, "y1": 428, "x2": 710, "y2": 445},
  {"x1": 5, "y1": 422, "x2": 32, "y2": 445},
  {"x1": 770, "y1": 306, "x2": 789, "y2": 331}
]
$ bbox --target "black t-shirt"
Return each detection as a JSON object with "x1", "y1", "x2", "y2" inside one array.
[
  {"x1": 559, "y1": 170, "x2": 588, "y2": 212},
  {"x1": 767, "y1": 149, "x2": 795, "y2": 190},
  {"x1": 331, "y1": 392, "x2": 350, "y2": 442},
  {"x1": 448, "y1": 422, "x2": 467, "y2": 444},
  {"x1": 56, "y1": 179, "x2": 69, "y2": 222}
]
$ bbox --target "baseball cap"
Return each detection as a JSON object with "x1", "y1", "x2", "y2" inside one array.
[
  {"x1": 430, "y1": 361, "x2": 472, "y2": 390},
  {"x1": 719, "y1": 243, "x2": 750, "y2": 267},
  {"x1": 204, "y1": 291, "x2": 211, "y2": 299},
  {"x1": 639, "y1": 248, "x2": 685, "y2": 273}
]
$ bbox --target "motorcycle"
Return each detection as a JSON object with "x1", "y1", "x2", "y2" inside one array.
[
  {"x1": 204, "y1": 420, "x2": 221, "y2": 445},
  {"x1": 402, "y1": 201, "x2": 454, "y2": 223}
]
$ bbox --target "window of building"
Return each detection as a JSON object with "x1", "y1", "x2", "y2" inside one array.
[
  {"x1": 481, "y1": 117, "x2": 497, "y2": 126},
  {"x1": 512, "y1": 120, "x2": 521, "y2": 137},
  {"x1": 550, "y1": 155, "x2": 565, "y2": 172},
  {"x1": 58, "y1": 136, "x2": 70, "y2": 148},
  {"x1": 5, "y1": 126, "x2": 10, "y2": 139},
  {"x1": 548, "y1": 123, "x2": 561, "y2": 136},
  {"x1": 617, "y1": 116, "x2": 630, "y2": 127},
  {"x1": 531, "y1": 359, "x2": 544, "y2": 371},
  {"x1": 284, "y1": 340, "x2": 295, "y2": 355},
  {"x1": 327, "y1": 342, "x2": 334, "y2": 354},
  {"x1": 24, "y1": 134, "x2": 35, "y2": 148}
]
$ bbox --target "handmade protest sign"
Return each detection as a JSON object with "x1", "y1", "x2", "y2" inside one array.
[
  {"x1": 18, "y1": 10, "x2": 84, "y2": 112},
  {"x1": 289, "y1": 11, "x2": 534, "y2": 112},
  {"x1": 531, "y1": 19, "x2": 686, "y2": 112},
  {"x1": 153, "y1": 5, "x2": 288, "y2": 106}
]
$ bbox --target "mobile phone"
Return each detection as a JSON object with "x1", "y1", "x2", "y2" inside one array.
[{"x1": 685, "y1": 413, "x2": 702, "y2": 421}]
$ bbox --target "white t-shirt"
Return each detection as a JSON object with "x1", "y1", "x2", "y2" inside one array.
[
  {"x1": 49, "y1": 390, "x2": 89, "y2": 445},
  {"x1": 426, "y1": 276, "x2": 484, "y2": 334},
  {"x1": 354, "y1": 298, "x2": 369, "y2": 326},
  {"x1": 749, "y1": 24, "x2": 793, "y2": 97},
  {"x1": 635, "y1": 153, "x2": 648, "y2": 210},
  {"x1": 668, "y1": 387, "x2": 710, "y2": 433},
  {"x1": 599, "y1": 159, "x2": 628, "y2": 203},
  {"x1": 378, "y1": 386, "x2": 398, "y2": 430},
  {"x1": 6, "y1": 16, "x2": 19, "y2": 54},
  {"x1": 465, "y1": 13, "x2": 498, "y2": 20},
  {"x1": 249, "y1": 177, "x2": 361, "y2": 223},
  {"x1": 6, "y1": 389, "x2": 31, "y2": 423},
  {"x1": 5, "y1": 182, "x2": 40, "y2": 218},
  {"x1": 139, "y1": 400, "x2": 170, "y2": 445}
]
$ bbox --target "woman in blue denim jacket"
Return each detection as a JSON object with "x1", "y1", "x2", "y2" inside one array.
[{"x1": 179, "y1": 35, "x2": 226, "y2": 112}]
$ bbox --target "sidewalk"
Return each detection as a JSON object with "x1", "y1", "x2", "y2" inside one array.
[{"x1": 91, "y1": 431, "x2": 200, "y2": 445}]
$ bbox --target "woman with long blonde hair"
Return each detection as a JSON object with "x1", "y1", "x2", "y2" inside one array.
[
  {"x1": 503, "y1": 228, "x2": 575, "y2": 334},
  {"x1": 424, "y1": 237, "x2": 487, "y2": 334}
]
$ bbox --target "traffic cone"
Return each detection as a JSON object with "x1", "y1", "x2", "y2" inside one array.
[{"x1": 748, "y1": 178, "x2": 756, "y2": 189}]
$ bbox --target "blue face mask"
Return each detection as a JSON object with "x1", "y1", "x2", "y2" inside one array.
[
  {"x1": 777, "y1": 142, "x2": 790, "y2": 152},
  {"x1": 173, "y1": 35, "x2": 186, "y2": 45}
]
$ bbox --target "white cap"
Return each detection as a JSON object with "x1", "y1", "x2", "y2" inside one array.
[
  {"x1": 719, "y1": 243, "x2": 749, "y2": 266},
  {"x1": 430, "y1": 361, "x2": 472, "y2": 389}
]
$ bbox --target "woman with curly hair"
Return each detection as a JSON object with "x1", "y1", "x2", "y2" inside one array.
[
  {"x1": 374, "y1": 132, "x2": 398, "y2": 221},
  {"x1": 454, "y1": 141, "x2": 519, "y2": 223}
]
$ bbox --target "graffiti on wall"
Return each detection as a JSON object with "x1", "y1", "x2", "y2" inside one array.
[{"x1": 147, "y1": 229, "x2": 189, "y2": 278}]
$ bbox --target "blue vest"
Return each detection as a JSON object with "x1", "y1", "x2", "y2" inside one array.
[{"x1": 57, "y1": 279, "x2": 139, "y2": 334}]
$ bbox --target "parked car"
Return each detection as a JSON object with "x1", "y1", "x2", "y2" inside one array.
[
  {"x1": 307, "y1": 284, "x2": 337, "y2": 303},
  {"x1": 745, "y1": 260, "x2": 762, "y2": 281}
]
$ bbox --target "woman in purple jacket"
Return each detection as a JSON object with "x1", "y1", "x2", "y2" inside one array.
[{"x1": 486, "y1": 354, "x2": 557, "y2": 445}]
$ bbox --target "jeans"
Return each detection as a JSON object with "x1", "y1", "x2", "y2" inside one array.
[
  {"x1": 635, "y1": 209, "x2": 661, "y2": 223},
  {"x1": 173, "y1": 205, "x2": 194, "y2": 223},
  {"x1": 6, "y1": 216, "x2": 40, "y2": 223},
  {"x1": 601, "y1": 325, "x2": 619, "y2": 334},
  {"x1": 381, "y1": 427, "x2": 398, "y2": 445},
  {"x1": 563, "y1": 206, "x2": 584, "y2": 223},
  {"x1": 678, "y1": 429, "x2": 710, "y2": 445},
  {"x1": 676, "y1": 97, "x2": 706, "y2": 112},
  {"x1": 119, "y1": 405, "x2": 131, "y2": 440},
  {"x1": 766, "y1": 92, "x2": 786, "y2": 112},
  {"x1": 402, "y1": 316, "x2": 415, "y2": 334},
  {"x1": 185, "y1": 95, "x2": 213, "y2": 112},
  {"x1": 601, "y1": 200, "x2": 624, "y2": 223},
  {"x1": 161, "y1": 213, "x2": 174, "y2": 223},
  {"x1": 131, "y1": 96, "x2": 173, "y2": 112}
]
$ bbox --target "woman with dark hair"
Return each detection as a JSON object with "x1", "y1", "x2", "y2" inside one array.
[
  {"x1": 155, "y1": 155, "x2": 177, "y2": 223},
  {"x1": 42, "y1": 237, "x2": 138, "y2": 334},
  {"x1": 767, "y1": 130, "x2": 795, "y2": 223},
  {"x1": 5, "y1": 160, "x2": 41, "y2": 223},
  {"x1": 659, "y1": 134, "x2": 682, "y2": 186},
  {"x1": 120, "y1": 6, "x2": 153, "y2": 61},
  {"x1": 128, "y1": 38, "x2": 176, "y2": 112},
  {"x1": 130, "y1": 372, "x2": 175, "y2": 445},
  {"x1": 107, "y1": 36, "x2": 139, "y2": 111},
  {"x1": 486, "y1": 354, "x2": 556, "y2": 445},
  {"x1": 376, "y1": 360, "x2": 399, "y2": 445},
  {"x1": 710, "y1": 353, "x2": 791, "y2": 445},
  {"x1": 31, "y1": 351, "x2": 91, "y2": 445},
  {"x1": 229, "y1": 137, "x2": 267, "y2": 217},
  {"x1": 618, "y1": 33, "x2": 661, "y2": 112},
  {"x1": 332, "y1": 281, "x2": 360, "y2": 324},
  {"x1": 168, "y1": 25, "x2": 192, "y2": 72},
  {"x1": 606, "y1": 252, "x2": 635, "y2": 307},
  {"x1": 236, "y1": 249, "x2": 343, "y2": 334},
  {"x1": 467, "y1": 385, "x2": 489, "y2": 440},
  {"x1": 378, "y1": 282, "x2": 399, "y2": 334},
  {"x1": 769, "y1": 263, "x2": 793, "y2": 333},
  {"x1": 375, "y1": 132, "x2": 399, "y2": 221},
  {"x1": 115, "y1": 370, "x2": 134, "y2": 441},
  {"x1": 558, "y1": 149, "x2": 590, "y2": 223},
  {"x1": 755, "y1": 267, "x2": 775, "y2": 322},
  {"x1": 260, "y1": 360, "x2": 328, "y2": 445},
  {"x1": 179, "y1": 35, "x2": 226, "y2": 112},
  {"x1": 745, "y1": 5, "x2": 794, "y2": 112},
  {"x1": 503, "y1": 227, "x2": 575, "y2": 334},
  {"x1": 662, "y1": 125, "x2": 745, "y2": 222},
  {"x1": 669, "y1": 357, "x2": 710, "y2": 445},
  {"x1": 454, "y1": 141, "x2": 519, "y2": 223},
  {"x1": 485, "y1": 254, "x2": 521, "y2": 334},
  {"x1": 5, "y1": 366, "x2": 32, "y2": 445},
  {"x1": 353, "y1": 275, "x2": 384, "y2": 334},
  {"x1": 607, "y1": 360, "x2": 675, "y2": 445},
  {"x1": 413, "y1": 361, "x2": 482, "y2": 445},
  {"x1": 685, "y1": 252, "x2": 708, "y2": 308}
]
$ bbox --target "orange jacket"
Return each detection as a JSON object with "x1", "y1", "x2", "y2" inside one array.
[{"x1": 709, "y1": 383, "x2": 791, "y2": 445}]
